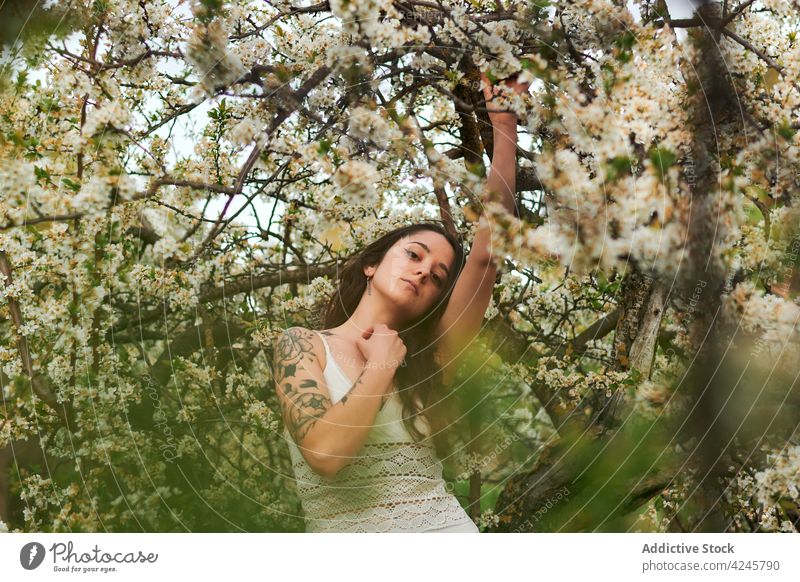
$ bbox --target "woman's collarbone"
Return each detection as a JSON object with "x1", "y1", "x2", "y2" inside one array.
[
  {"x1": 325, "y1": 334, "x2": 367, "y2": 379},
  {"x1": 323, "y1": 332, "x2": 397, "y2": 406}
]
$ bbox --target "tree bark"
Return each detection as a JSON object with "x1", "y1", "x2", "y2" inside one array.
[{"x1": 675, "y1": 0, "x2": 742, "y2": 532}]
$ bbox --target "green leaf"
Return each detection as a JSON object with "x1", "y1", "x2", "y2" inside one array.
[
  {"x1": 777, "y1": 121, "x2": 796, "y2": 141},
  {"x1": 616, "y1": 31, "x2": 636, "y2": 51},
  {"x1": 529, "y1": 0, "x2": 551, "y2": 20},
  {"x1": 649, "y1": 146, "x2": 677, "y2": 181},
  {"x1": 604, "y1": 155, "x2": 634, "y2": 181},
  {"x1": 34, "y1": 165, "x2": 49, "y2": 181},
  {"x1": 614, "y1": 31, "x2": 637, "y2": 63},
  {"x1": 62, "y1": 177, "x2": 81, "y2": 192},
  {"x1": 275, "y1": 64, "x2": 291, "y2": 83},
  {"x1": 15, "y1": 70, "x2": 28, "y2": 89}
]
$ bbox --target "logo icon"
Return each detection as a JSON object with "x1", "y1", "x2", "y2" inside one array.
[{"x1": 20, "y1": 542, "x2": 46, "y2": 570}]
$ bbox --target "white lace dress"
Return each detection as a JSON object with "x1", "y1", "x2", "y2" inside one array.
[{"x1": 284, "y1": 331, "x2": 479, "y2": 533}]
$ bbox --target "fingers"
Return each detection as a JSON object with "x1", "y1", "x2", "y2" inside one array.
[
  {"x1": 480, "y1": 72, "x2": 495, "y2": 100},
  {"x1": 372, "y1": 323, "x2": 395, "y2": 332},
  {"x1": 481, "y1": 70, "x2": 530, "y2": 98},
  {"x1": 361, "y1": 323, "x2": 394, "y2": 338}
]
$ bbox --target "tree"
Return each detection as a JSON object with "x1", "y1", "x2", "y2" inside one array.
[{"x1": 0, "y1": 0, "x2": 797, "y2": 533}]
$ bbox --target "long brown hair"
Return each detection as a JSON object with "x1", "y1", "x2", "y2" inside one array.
[{"x1": 324, "y1": 222, "x2": 466, "y2": 457}]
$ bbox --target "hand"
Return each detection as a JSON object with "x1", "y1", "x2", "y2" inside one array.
[
  {"x1": 355, "y1": 323, "x2": 407, "y2": 372},
  {"x1": 480, "y1": 71, "x2": 530, "y2": 124}
]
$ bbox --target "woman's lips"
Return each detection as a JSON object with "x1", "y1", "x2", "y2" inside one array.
[{"x1": 401, "y1": 278, "x2": 418, "y2": 295}]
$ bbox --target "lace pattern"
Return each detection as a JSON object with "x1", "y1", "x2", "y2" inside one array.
[{"x1": 287, "y1": 437, "x2": 476, "y2": 533}]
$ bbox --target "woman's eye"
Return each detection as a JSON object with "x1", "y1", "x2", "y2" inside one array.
[{"x1": 407, "y1": 249, "x2": 442, "y2": 284}]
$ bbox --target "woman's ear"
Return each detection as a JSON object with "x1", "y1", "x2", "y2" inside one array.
[{"x1": 363, "y1": 265, "x2": 376, "y2": 278}]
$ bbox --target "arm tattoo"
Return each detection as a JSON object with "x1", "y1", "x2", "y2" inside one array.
[
  {"x1": 338, "y1": 368, "x2": 366, "y2": 405},
  {"x1": 274, "y1": 329, "x2": 387, "y2": 443},
  {"x1": 274, "y1": 328, "x2": 333, "y2": 444}
]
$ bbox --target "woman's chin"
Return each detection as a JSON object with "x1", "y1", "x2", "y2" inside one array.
[
  {"x1": 388, "y1": 284, "x2": 417, "y2": 301},
  {"x1": 393, "y1": 295, "x2": 417, "y2": 309}
]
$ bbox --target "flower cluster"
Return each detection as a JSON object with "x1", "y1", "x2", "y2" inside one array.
[
  {"x1": 185, "y1": 19, "x2": 246, "y2": 95},
  {"x1": 332, "y1": 159, "x2": 382, "y2": 204},
  {"x1": 753, "y1": 445, "x2": 800, "y2": 510},
  {"x1": 329, "y1": 0, "x2": 431, "y2": 49},
  {"x1": 535, "y1": 355, "x2": 630, "y2": 409}
]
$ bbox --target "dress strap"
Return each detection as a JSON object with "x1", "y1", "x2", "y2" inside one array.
[{"x1": 314, "y1": 331, "x2": 333, "y2": 369}]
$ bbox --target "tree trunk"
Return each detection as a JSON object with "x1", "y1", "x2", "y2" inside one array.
[
  {"x1": 590, "y1": 272, "x2": 670, "y2": 430},
  {"x1": 675, "y1": 0, "x2": 742, "y2": 532}
]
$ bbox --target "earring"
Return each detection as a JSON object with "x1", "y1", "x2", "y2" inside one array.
[{"x1": 366, "y1": 275, "x2": 372, "y2": 296}]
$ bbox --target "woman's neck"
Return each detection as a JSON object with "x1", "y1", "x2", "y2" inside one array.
[{"x1": 330, "y1": 294, "x2": 408, "y2": 337}]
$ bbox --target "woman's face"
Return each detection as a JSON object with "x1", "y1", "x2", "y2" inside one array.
[{"x1": 368, "y1": 230, "x2": 456, "y2": 321}]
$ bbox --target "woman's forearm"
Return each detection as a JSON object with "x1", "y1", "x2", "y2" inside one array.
[
  {"x1": 485, "y1": 118, "x2": 518, "y2": 213},
  {"x1": 472, "y1": 118, "x2": 518, "y2": 264},
  {"x1": 301, "y1": 363, "x2": 396, "y2": 476}
]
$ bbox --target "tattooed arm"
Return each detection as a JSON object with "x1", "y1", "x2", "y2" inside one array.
[{"x1": 273, "y1": 327, "x2": 396, "y2": 478}]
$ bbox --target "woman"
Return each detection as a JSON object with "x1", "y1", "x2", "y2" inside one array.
[{"x1": 273, "y1": 72, "x2": 529, "y2": 532}]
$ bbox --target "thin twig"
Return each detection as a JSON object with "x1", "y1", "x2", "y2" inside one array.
[
  {"x1": 722, "y1": 0, "x2": 758, "y2": 27},
  {"x1": 720, "y1": 27, "x2": 783, "y2": 74}
]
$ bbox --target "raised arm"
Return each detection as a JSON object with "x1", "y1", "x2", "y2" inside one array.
[{"x1": 435, "y1": 72, "x2": 529, "y2": 384}]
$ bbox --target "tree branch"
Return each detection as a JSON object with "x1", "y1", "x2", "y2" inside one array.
[
  {"x1": 0, "y1": 252, "x2": 67, "y2": 424},
  {"x1": 188, "y1": 65, "x2": 331, "y2": 262}
]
